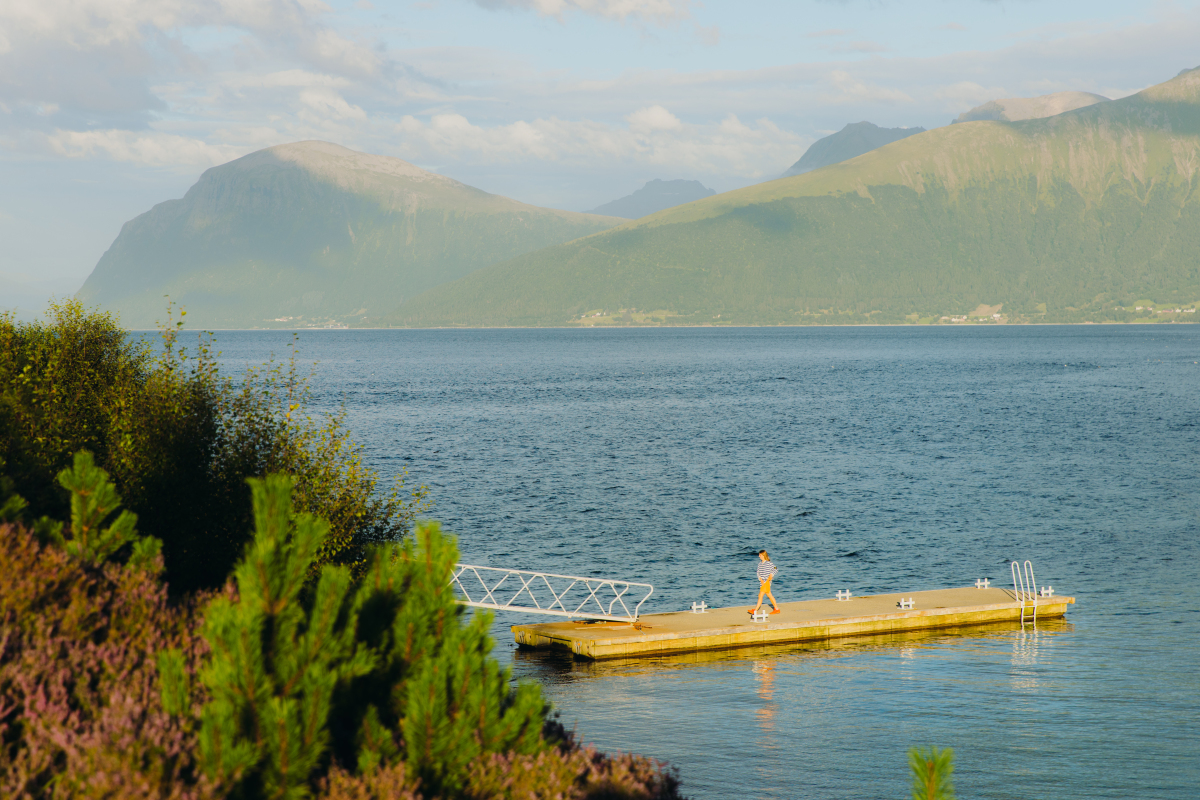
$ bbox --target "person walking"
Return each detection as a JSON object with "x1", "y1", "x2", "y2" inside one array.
[{"x1": 750, "y1": 549, "x2": 781, "y2": 616}]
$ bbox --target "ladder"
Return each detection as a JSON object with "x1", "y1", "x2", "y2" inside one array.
[
  {"x1": 451, "y1": 564, "x2": 654, "y2": 623},
  {"x1": 1010, "y1": 559, "x2": 1038, "y2": 625}
]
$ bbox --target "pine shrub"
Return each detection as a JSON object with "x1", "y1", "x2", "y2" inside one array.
[
  {"x1": 909, "y1": 745, "x2": 955, "y2": 800},
  {"x1": 195, "y1": 476, "x2": 547, "y2": 799}
]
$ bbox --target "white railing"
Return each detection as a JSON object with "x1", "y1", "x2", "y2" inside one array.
[
  {"x1": 1011, "y1": 559, "x2": 1038, "y2": 625},
  {"x1": 450, "y1": 565, "x2": 654, "y2": 623}
]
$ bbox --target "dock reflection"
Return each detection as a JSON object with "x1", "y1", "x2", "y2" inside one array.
[
  {"x1": 753, "y1": 659, "x2": 778, "y2": 735},
  {"x1": 509, "y1": 618, "x2": 1074, "y2": 683}
]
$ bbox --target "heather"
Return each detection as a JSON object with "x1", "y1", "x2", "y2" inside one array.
[
  {"x1": 0, "y1": 454, "x2": 210, "y2": 798},
  {"x1": 0, "y1": 453, "x2": 684, "y2": 800}
]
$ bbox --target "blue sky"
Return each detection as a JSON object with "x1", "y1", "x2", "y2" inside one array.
[{"x1": 2, "y1": 0, "x2": 1199, "y2": 312}]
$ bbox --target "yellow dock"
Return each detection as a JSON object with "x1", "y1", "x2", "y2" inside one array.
[{"x1": 512, "y1": 586, "x2": 1075, "y2": 660}]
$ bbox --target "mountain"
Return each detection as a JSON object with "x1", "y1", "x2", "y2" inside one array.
[
  {"x1": 954, "y1": 90, "x2": 1109, "y2": 123},
  {"x1": 588, "y1": 179, "x2": 716, "y2": 219},
  {"x1": 78, "y1": 141, "x2": 622, "y2": 328},
  {"x1": 781, "y1": 122, "x2": 925, "y2": 178},
  {"x1": 384, "y1": 69, "x2": 1200, "y2": 327}
]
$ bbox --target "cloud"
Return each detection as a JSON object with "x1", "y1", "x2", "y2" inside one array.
[
  {"x1": 626, "y1": 104, "x2": 681, "y2": 133},
  {"x1": 299, "y1": 88, "x2": 367, "y2": 120},
  {"x1": 933, "y1": 81, "x2": 1006, "y2": 112},
  {"x1": 825, "y1": 70, "x2": 911, "y2": 104},
  {"x1": 3, "y1": 0, "x2": 1200, "y2": 212},
  {"x1": 831, "y1": 40, "x2": 888, "y2": 54},
  {"x1": 46, "y1": 128, "x2": 242, "y2": 168},
  {"x1": 0, "y1": 0, "x2": 380, "y2": 126},
  {"x1": 470, "y1": 0, "x2": 692, "y2": 25},
  {"x1": 392, "y1": 108, "x2": 803, "y2": 178},
  {"x1": 693, "y1": 23, "x2": 719, "y2": 46}
]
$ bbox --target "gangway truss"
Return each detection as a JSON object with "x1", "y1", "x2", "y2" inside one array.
[{"x1": 451, "y1": 565, "x2": 654, "y2": 623}]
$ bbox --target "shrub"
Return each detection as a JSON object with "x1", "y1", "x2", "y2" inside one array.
[
  {"x1": 196, "y1": 476, "x2": 547, "y2": 798},
  {"x1": 464, "y1": 741, "x2": 683, "y2": 800},
  {"x1": 1, "y1": 457, "x2": 688, "y2": 799},
  {"x1": 0, "y1": 301, "x2": 426, "y2": 593},
  {"x1": 909, "y1": 745, "x2": 955, "y2": 800},
  {"x1": 0, "y1": 456, "x2": 212, "y2": 799}
]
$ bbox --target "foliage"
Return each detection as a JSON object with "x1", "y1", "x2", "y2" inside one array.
[
  {"x1": 318, "y1": 737, "x2": 683, "y2": 800},
  {"x1": 2, "y1": 458, "x2": 688, "y2": 800},
  {"x1": 0, "y1": 466, "x2": 29, "y2": 523},
  {"x1": 0, "y1": 300, "x2": 426, "y2": 593},
  {"x1": 197, "y1": 474, "x2": 374, "y2": 798},
  {"x1": 45, "y1": 449, "x2": 158, "y2": 566},
  {"x1": 0, "y1": 520, "x2": 212, "y2": 799},
  {"x1": 909, "y1": 746, "x2": 955, "y2": 800},
  {"x1": 197, "y1": 476, "x2": 547, "y2": 799},
  {"x1": 319, "y1": 762, "x2": 420, "y2": 800},
  {"x1": 463, "y1": 741, "x2": 683, "y2": 800}
]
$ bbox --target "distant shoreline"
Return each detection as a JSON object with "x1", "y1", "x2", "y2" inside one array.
[{"x1": 126, "y1": 320, "x2": 1200, "y2": 332}]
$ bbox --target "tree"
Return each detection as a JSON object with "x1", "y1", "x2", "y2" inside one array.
[
  {"x1": 197, "y1": 476, "x2": 545, "y2": 799},
  {"x1": 0, "y1": 301, "x2": 426, "y2": 593}
]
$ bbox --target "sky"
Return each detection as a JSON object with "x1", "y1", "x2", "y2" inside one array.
[{"x1": 3, "y1": 0, "x2": 1200, "y2": 311}]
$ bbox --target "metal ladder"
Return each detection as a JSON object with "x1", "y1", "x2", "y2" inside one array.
[
  {"x1": 1010, "y1": 559, "x2": 1038, "y2": 625},
  {"x1": 451, "y1": 564, "x2": 654, "y2": 623}
]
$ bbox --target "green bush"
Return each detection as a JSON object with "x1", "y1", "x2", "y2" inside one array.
[
  {"x1": 196, "y1": 476, "x2": 546, "y2": 798},
  {"x1": 909, "y1": 746, "x2": 955, "y2": 800},
  {"x1": 2, "y1": 456, "x2": 685, "y2": 799},
  {"x1": 0, "y1": 301, "x2": 426, "y2": 593}
]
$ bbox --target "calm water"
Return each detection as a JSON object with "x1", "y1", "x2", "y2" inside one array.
[{"x1": 212, "y1": 326, "x2": 1199, "y2": 800}]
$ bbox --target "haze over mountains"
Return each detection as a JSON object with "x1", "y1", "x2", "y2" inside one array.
[
  {"x1": 388, "y1": 69, "x2": 1200, "y2": 327},
  {"x1": 954, "y1": 90, "x2": 1109, "y2": 123},
  {"x1": 77, "y1": 71, "x2": 1200, "y2": 329},
  {"x1": 79, "y1": 142, "x2": 622, "y2": 328},
  {"x1": 781, "y1": 122, "x2": 926, "y2": 178},
  {"x1": 588, "y1": 179, "x2": 716, "y2": 219}
]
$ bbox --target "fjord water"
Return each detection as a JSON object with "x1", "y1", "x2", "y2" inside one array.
[{"x1": 214, "y1": 326, "x2": 1199, "y2": 800}]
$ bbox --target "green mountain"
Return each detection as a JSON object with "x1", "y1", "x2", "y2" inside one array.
[
  {"x1": 781, "y1": 122, "x2": 925, "y2": 178},
  {"x1": 588, "y1": 179, "x2": 716, "y2": 219},
  {"x1": 387, "y1": 69, "x2": 1200, "y2": 327},
  {"x1": 954, "y1": 90, "x2": 1109, "y2": 124},
  {"x1": 78, "y1": 141, "x2": 622, "y2": 328}
]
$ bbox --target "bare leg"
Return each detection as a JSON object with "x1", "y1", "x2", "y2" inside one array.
[{"x1": 752, "y1": 581, "x2": 771, "y2": 614}]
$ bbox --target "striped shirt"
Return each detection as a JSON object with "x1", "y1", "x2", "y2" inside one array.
[{"x1": 756, "y1": 560, "x2": 777, "y2": 583}]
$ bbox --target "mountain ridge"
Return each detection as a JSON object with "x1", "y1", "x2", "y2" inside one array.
[
  {"x1": 587, "y1": 179, "x2": 716, "y2": 219},
  {"x1": 953, "y1": 90, "x2": 1109, "y2": 123},
  {"x1": 79, "y1": 141, "x2": 622, "y2": 328},
  {"x1": 384, "y1": 69, "x2": 1200, "y2": 327},
  {"x1": 781, "y1": 121, "x2": 925, "y2": 178}
]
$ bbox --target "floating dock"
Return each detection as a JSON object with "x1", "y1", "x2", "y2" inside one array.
[{"x1": 512, "y1": 586, "x2": 1074, "y2": 660}]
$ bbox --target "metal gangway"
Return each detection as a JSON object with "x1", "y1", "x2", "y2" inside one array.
[
  {"x1": 1011, "y1": 559, "x2": 1038, "y2": 625},
  {"x1": 450, "y1": 565, "x2": 654, "y2": 623}
]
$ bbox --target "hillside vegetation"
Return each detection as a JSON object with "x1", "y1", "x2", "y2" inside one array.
[
  {"x1": 388, "y1": 69, "x2": 1200, "y2": 327},
  {"x1": 79, "y1": 142, "x2": 622, "y2": 329},
  {"x1": 0, "y1": 305, "x2": 685, "y2": 799}
]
